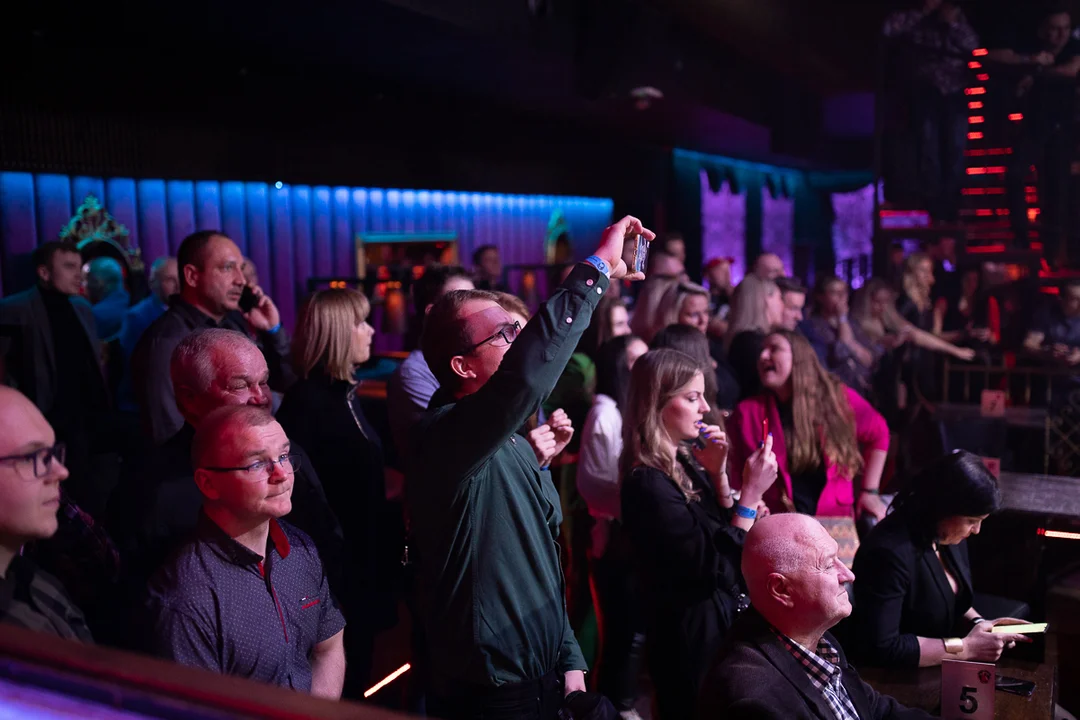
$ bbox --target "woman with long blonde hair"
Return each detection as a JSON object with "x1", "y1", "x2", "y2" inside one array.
[
  {"x1": 723, "y1": 275, "x2": 785, "y2": 401},
  {"x1": 276, "y1": 288, "x2": 390, "y2": 694},
  {"x1": 620, "y1": 349, "x2": 777, "y2": 720},
  {"x1": 728, "y1": 329, "x2": 890, "y2": 522}
]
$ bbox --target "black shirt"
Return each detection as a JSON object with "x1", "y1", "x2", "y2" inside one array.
[
  {"x1": 728, "y1": 331, "x2": 765, "y2": 402},
  {"x1": 39, "y1": 287, "x2": 106, "y2": 433},
  {"x1": 0, "y1": 554, "x2": 94, "y2": 643},
  {"x1": 145, "y1": 515, "x2": 344, "y2": 691},
  {"x1": 778, "y1": 401, "x2": 828, "y2": 515}
]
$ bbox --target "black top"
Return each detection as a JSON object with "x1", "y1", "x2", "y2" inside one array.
[
  {"x1": 778, "y1": 400, "x2": 828, "y2": 515},
  {"x1": 0, "y1": 554, "x2": 94, "y2": 643},
  {"x1": 847, "y1": 510, "x2": 974, "y2": 668},
  {"x1": 40, "y1": 287, "x2": 108, "y2": 433},
  {"x1": 119, "y1": 424, "x2": 345, "y2": 600},
  {"x1": 728, "y1": 330, "x2": 765, "y2": 402},
  {"x1": 131, "y1": 296, "x2": 296, "y2": 445},
  {"x1": 145, "y1": 515, "x2": 345, "y2": 691},
  {"x1": 699, "y1": 608, "x2": 934, "y2": 720}
]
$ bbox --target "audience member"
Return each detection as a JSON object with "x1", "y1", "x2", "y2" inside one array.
[
  {"x1": 652, "y1": 323, "x2": 733, "y2": 418},
  {"x1": 725, "y1": 275, "x2": 785, "y2": 401},
  {"x1": 0, "y1": 386, "x2": 93, "y2": 642},
  {"x1": 801, "y1": 275, "x2": 881, "y2": 397},
  {"x1": 242, "y1": 256, "x2": 259, "y2": 287},
  {"x1": 729, "y1": 330, "x2": 889, "y2": 520},
  {"x1": 655, "y1": 233, "x2": 687, "y2": 265},
  {"x1": 407, "y1": 216, "x2": 653, "y2": 719},
  {"x1": 699, "y1": 513, "x2": 934, "y2": 719},
  {"x1": 657, "y1": 280, "x2": 711, "y2": 336},
  {"x1": 145, "y1": 406, "x2": 345, "y2": 697},
  {"x1": 277, "y1": 288, "x2": 392, "y2": 694},
  {"x1": 621, "y1": 348, "x2": 778, "y2": 720},
  {"x1": 647, "y1": 251, "x2": 686, "y2": 280},
  {"x1": 776, "y1": 276, "x2": 807, "y2": 331},
  {"x1": 934, "y1": 265, "x2": 997, "y2": 347},
  {"x1": 577, "y1": 294, "x2": 631, "y2": 365},
  {"x1": 752, "y1": 252, "x2": 785, "y2": 280},
  {"x1": 387, "y1": 266, "x2": 474, "y2": 464},
  {"x1": 0, "y1": 241, "x2": 110, "y2": 517},
  {"x1": 883, "y1": 0, "x2": 978, "y2": 223},
  {"x1": 85, "y1": 257, "x2": 129, "y2": 341},
  {"x1": 704, "y1": 256, "x2": 735, "y2": 338},
  {"x1": 119, "y1": 329, "x2": 342, "y2": 598},
  {"x1": 132, "y1": 230, "x2": 294, "y2": 445},
  {"x1": 1024, "y1": 278, "x2": 1080, "y2": 365},
  {"x1": 493, "y1": 291, "x2": 532, "y2": 328},
  {"x1": 630, "y1": 276, "x2": 679, "y2": 344},
  {"x1": 118, "y1": 257, "x2": 179, "y2": 360},
  {"x1": 848, "y1": 451, "x2": 1031, "y2": 668},
  {"x1": 472, "y1": 244, "x2": 508, "y2": 292}
]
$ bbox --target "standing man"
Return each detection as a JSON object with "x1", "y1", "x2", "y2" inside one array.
[
  {"x1": 0, "y1": 242, "x2": 110, "y2": 517},
  {"x1": 118, "y1": 257, "x2": 179, "y2": 360},
  {"x1": 472, "y1": 245, "x2": 508, "y2": 293},
  {"x1": 410, "y1": 216, "x2": 653, "y2": 719},
  {"x1": 145, "y1": 405, "x2": 345, "y2": 698},
  {"x1": 752, "y1": 252, "x2": 786, "y2": 281},
  {"x1": 132, "y1": 230, "x2": 295, "y2": 445},
  {"x1": 0, "y1": 386, "x2": 94, "y2": 642},
  {"x1": 85, "y1": 257, "x2": 130, "y2": 341},
  {"x1": 699, "y1": 514, "x2": 934, "y2": 719}
]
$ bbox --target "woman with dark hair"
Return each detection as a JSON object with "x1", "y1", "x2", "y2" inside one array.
[
  {"x1": 652, "y1": 323, "x2": 738, "y2": 416},
  {"x1": 728, "y1": 329, "x2": 890, "y2": 521},
  {"x1": 848, "y1": 451, "x2": 1031, "y2": 668},
  {"x1": 621, "y1": 349, "x2": 778, "y2": 719},
  {"x1": 575, "y1": 334, "x2": 648, "y2": 715}
]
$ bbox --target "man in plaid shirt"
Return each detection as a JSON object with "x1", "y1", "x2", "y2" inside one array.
[{"x1": 699, "y1": 514, "x2": 933, "y2": 719}]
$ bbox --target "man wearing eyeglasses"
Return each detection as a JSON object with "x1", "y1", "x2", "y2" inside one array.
[
  {"x1": 132, "y1": 230, "x2": 296, "y2": 446},
  {"x1": 144, "y1": 405, "x2": 345, "y2": 698},
  {"x1": 0, "y1": 386, "x2": 93, "y2": 642},
  {"x1": 408, "y1": 216, "x2": 654, "y2": 719}
]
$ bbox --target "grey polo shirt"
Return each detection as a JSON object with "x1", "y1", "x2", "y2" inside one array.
[{"x1": 145, "y1": 514, "x2": 344, "y2": 691}]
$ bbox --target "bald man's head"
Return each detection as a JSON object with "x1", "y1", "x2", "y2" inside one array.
[
  {"x1": 753, "y1": 253, "x2": 785, "y2": 281},
  {"x1": 742, "y1": 514, "x2": 855, "y2": 640}
]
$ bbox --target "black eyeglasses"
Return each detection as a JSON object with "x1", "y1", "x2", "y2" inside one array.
[
  {"x1": 461, "y1": 321, "x2": 521, "y2": 355},
  {"x1": 202, "y1": 453, "x2": 301, "y2": 480},
  {"x1": 0, "y1": 443, "x2": 67, "y2": 479}
]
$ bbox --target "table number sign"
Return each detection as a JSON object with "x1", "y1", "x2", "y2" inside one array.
[
  {"x1": 941, "y1": 659, "x2": 994, "y2": 720},
  {"x1": 980, "y1": 457, "x2": 1001, "y2": 479},
  {"x1": 980, "y1": 389, "x2": 1006, "y2": 418}
]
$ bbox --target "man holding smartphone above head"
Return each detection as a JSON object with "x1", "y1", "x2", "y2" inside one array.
[
  {"x1": 132, "y1": 231, "x2": 297, "y2": 445},
  {"x1": 408, "y1": 217, "x2": 653, "y2": 720}
]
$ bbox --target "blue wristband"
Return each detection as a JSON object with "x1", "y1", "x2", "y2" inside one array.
[
  {"x1": 734, "y1": 504, "x2": 758, "y2": 520},
  {"x1": 266, "y1": 322, "x2": 282, "y2": 335},
  {"x1": 584, "y1": 255, "x2": 610, "y2": 277},
  {"x1": 540, "y1": 465, "x2": 550, "y2": 472}
]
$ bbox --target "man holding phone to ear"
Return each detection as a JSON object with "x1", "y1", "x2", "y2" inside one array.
[
  {"x1": 132, "y1": 230, "x2": 297, "y2": 445},
  {"x1": 408, "y1": 217, "x2": 654, "y2": 720}
]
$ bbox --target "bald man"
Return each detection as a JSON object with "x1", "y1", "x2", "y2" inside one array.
[
  {"x1": 699, "y1": 514, "x2": 932, "y2": 719},
  {"x1": 86, "y1": 256, "x2": 130, "y2": 340},
  {"x1": 0, "y1": 387, "x2": 93, "y2": 641},
  {"x1": 752, "y1": 252, "x2": 785, "y2": 281}
]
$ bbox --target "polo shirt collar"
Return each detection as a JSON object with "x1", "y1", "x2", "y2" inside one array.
[{"x1": 196, "y1": 512, "x2": 292, "y2": 567}]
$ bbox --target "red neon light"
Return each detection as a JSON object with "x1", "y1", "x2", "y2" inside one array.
[
  {"x1": 968, "y1": 131, "x2": 983, "y2": 140},
  {"x1": 1009, "y1": 113, "x2": 1024, "y2": 121},
  {"x1": 973, "y1": 48, "x2": 988, "y2": 56},
  {"x1": 968, "y1": 61, "x2": 982, "y2": 69},
  {"x1": 976, "y1": 73, "x2": 990, "y2": 81},
  {"x1": 967, "y1": 167, "x2": 986, "y2": 175},
  {"x1": 968, "y1": 116, "x2": 985, "y2": 124},
  {"x1": 965, "y1": 87, "x2": 986, "y2": 95},
  {"x1": 975, "y1": 209, "x2": 993, "y2": 216},
  {"x1": 996, "y1": 209, "x2": 1010, "y2": 216},
  {"x1": 1031, "y1": 242, "x2": 1043, "y2": 251},
  {"x1": 968, "y1": 101, "x2": 983, "y2": 109},
  {"x1": 962, "y1": 188, "x2": 987, "y2": 195},
  {"x1": 967, "y1": 244, "x2": 1005, "y2": 253}
]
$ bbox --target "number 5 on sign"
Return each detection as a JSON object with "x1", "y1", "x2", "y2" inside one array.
[{"x1": 942, "y1": 659, "x2": 994, "y2": 719}]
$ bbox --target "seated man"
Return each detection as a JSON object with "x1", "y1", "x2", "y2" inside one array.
[
  {"x1": 0, "y1": 386, "x2": 93, "y2": 642},
  {"x1": 699, "y1": 514, "x2": 932, "y2": 719},
  {"x1": 145, "y1": 405, "x2": 345, "y2": 697},
  {"x1": 117, "y1": 329, "x2": 343, "y2": 597},
  {"x1": 1024, "y1": 278, "x2": 1080, "y2": 365}
]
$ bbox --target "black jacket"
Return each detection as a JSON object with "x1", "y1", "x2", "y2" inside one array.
[
  {"x1": 847, "y1": 510, "x2": 973, "y2": 668},
  {"x1": 698, "y1": 609, "x2": 935, "y2": 720},
  {"x1": 621, "y1": 454, "x2": 746, "y2": 720},
  {"x1": 131, "y1": 296, "x2": 295, "y2": 445}
]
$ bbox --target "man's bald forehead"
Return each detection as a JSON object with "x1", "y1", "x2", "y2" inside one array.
[
  {"x1": 0, "y1": 387, "x2": 52, "y2": 454},
  {"x1": 457, "y1": 301, "x2": 513, "y2": 342},
  {"x1": 743, "y1": 514, "x2": 824, "y2": 578}
]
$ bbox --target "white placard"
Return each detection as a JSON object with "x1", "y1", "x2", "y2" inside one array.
[
  {"x1": 980, "y1": 389, "x2": 1006, "y2": 417},
  {"x1": 941, "y1": 659, "x2": 995, "y2": 720}
]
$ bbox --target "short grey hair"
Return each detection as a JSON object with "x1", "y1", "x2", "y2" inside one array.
[{"x1": 170, "y1": 328, "x2": 258, "y2": 395}]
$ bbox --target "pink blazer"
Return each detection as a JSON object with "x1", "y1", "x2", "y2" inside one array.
[{"x1": 728, "y1": 386, "x2": 889, "y2": 517}]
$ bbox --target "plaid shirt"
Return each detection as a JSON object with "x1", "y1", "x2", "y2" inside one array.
[{"x1": 774, "y1": 630, "x2": 860, "y2": 720}]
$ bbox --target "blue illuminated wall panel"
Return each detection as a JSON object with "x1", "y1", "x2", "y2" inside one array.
[{"x1": 0, "y1": 172, "x2": 613, "y2": 329}]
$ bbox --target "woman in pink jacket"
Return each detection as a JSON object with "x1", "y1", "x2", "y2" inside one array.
[{"x1": 728, "y1": 329, "x2": 890, "y2": 520}]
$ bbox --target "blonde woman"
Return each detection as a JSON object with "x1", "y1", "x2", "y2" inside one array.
[
  {"x1": 620, "y1": 349, "x2": 778, "y2": 720},
  {"x1": 276, "y1": 288, "x2": 388, "y2": 695},
  {"x1": 656, "y1": 280, "x2": 712, "y2": 335},
  {"x1": 724, "y1": 275, "x2": 785, "y2": 401}
]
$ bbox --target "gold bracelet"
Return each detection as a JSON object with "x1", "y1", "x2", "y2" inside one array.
[{"x1": 944, "y1": 637, "x2": 964, "y2": 655}]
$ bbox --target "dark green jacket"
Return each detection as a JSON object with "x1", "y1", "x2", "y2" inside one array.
[{"x1": 408, "y1": 263, "x2": 606, "y2": 688}]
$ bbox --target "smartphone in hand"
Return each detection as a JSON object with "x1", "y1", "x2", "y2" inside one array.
[{"x1": 239, "y1": 286, "x2": 259, "y2": 313}]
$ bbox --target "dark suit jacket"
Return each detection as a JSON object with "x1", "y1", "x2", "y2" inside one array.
[
  {"x1": 698, "y1": 609, "x2": 935, "y2": 720},
  {"x1": 847, "y1": 511, "x2": 973, "y2": 668},
  {"x1": 0, "y1": 286, "x2": 103, "y2": 414}
]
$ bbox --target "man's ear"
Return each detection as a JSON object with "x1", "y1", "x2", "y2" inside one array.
[
  {"x1": 36, "y1": 265, "x2": 50, "y2": 285},
  {"x1": 182, "y1": 263, "x2": 199, "y2": 289},
  {"x1": 450, "y1": 354, "x2": 475, "y2": 382},
  {"x1": 766, "y1": 573, "x2": 796, "y2": 609},
  {"x1": 193, "y1": 468, "x2": 220, "y2": 501},
  {"x1": 425, "y1": 302, "x2": 435, "y2": 316}
]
